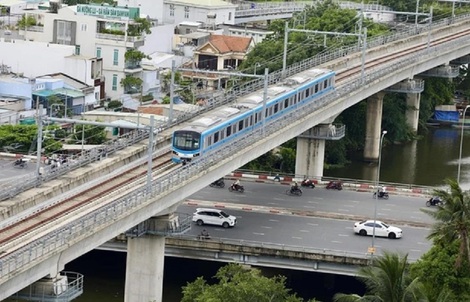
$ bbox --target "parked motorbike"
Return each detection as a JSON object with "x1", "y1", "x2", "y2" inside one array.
[
  {"x1": 301, "y1": 179, "x2": 315, "y2": 189},
  {"x1": 373, "y1": 191, "x2": 389, "y2": 199},
  {"x1": 426, "y1": 196, "x2": 443, "y2": 207},
  {"x1": 286, "y1": 187, "x2": 303, "y2": 196},
  {"x1": 228, "y1": 184, "x2": 245, "y2": 193},
  {"x1": 326, "y1": 180, "x2": 343, "y2": 190},
  {"x1": 209, "y1": 178, "x2": 225, "y2": 188}
]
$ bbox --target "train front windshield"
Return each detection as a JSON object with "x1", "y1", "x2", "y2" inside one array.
[{"x1": 173, "y1": 131, "x2": 201, "y2": 151}]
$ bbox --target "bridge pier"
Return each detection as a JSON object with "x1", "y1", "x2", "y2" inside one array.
[
  {"x1": 295, "y1": 134, "x2": 325, "y2": 179},
  {"x1": 295, "y1": 124, "x2": 345, "y2": 178},
  {"x1": 363, "y1": 92, "x2": 385, "y2": 162},
  {"x1": 406, "y1": 92, "x2": 421, "y2": 133},
  {"x1": 124, "y1": 215, "x2": 178, "y2": 302}
]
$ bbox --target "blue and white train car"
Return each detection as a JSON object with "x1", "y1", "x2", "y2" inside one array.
[{"x1": 171, "y1": 68, "x2": 336, "y2": 164}]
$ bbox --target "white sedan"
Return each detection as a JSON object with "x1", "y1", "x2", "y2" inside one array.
[{"x1": 354, "y1": 220, "x2": 403, "y2": 239}]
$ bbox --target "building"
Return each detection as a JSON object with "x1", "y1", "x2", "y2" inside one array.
[
  {"x1": 21, "y1": 3, "x2": 150, "y2": 100},
  {"x1": 162, "y1": 0, "x2": 236, "y2": 27},
  {"x1": 181, "y1": 34, "x2": 253, "y2": 90}
]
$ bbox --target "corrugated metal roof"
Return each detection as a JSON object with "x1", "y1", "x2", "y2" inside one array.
[{"x1": 33, "y1": 88, "x2": 85, "y2": 98}]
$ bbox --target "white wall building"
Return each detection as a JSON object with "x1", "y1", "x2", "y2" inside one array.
[
  {"x1": 162, "y1": 0, "x2": 236, "y2": 27},
  {"x1": 22, "y1": 3, "x2": 149, "y2": 100},
  {"x1": 0, "y1": 38, "x2": 103, "y2": 103}
]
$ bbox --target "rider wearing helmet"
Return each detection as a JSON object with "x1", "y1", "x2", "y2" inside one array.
[
  {"x1": 291, "y1": 181, "x2": 300, "y2": 192},
  {"x1": 233, "y1": 179, "x2": 240, "y2": 190}
]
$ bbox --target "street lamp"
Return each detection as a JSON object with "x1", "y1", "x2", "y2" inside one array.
[
  {"x1": 371, "y1": 130, "x2": 387, "y2": 254},
  {"x1": 457, "y1": 105, "x2": 470, "y2": 183}
]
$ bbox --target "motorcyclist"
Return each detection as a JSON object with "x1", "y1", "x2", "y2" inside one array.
[
  {"x1": 430, "y1": 196, "x2": 442, "y2": 206},
  {"x1": 291, "y1": 181, "x2": 300, "y2": 192},
  {"x1": 15, "y1": 158, "x2": 23, "y2": 165},
  {"x1": 232, "y1": 179, "x2": 241, "y2": 190},
  {"x1": 212, "y1": 177, "x2": 223, "y2": 186},
  {"x1": 378, "y1": 186, "x2": 387, "y2": 198}
]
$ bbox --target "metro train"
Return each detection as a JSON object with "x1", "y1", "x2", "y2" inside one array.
[{"x1": 171, "y1": 67, "x2": 336, "y2": 164}]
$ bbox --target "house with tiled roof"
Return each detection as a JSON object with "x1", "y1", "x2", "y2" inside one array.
[{"x1": 182, "y1": 34, "x2": 254, "y2": 90}]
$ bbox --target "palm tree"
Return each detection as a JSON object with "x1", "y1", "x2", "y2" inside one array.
[
  {"x1": 333, "y1": 252, "x2": 424, "y2": 302},
  {"x1": 422, "y1": 178, "x2": 470, "y2": 269}
]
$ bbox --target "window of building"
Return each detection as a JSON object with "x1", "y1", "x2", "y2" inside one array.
[
  {"x1": 81, "y1": 24, "x2": 87, "y2": 31},
  {"x1": 112, "y1": 74, "x2": 118, "y2": 91},
  {"x1": 113, "y1": 49, "x2": 119, "y2": 66},
  {"x1": 228, "y1": 12, "x2": 232, "y2": 21},
  {"x1": 96, "y1": 47, "x2": 101, "y2": 58},
  {"x1": 170, "y1": 4, "x2": 174, "y2": 16},
  {"x1": 75, "y1": 45, "x2": 80, "y2": 55},
  {"x1": 184, "y1": 6, "x2": 189, "y2": 18}
]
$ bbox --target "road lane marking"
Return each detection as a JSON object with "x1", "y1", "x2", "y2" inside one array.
[
  {"x1": 307, "y1": 200, "x2": 319, "y2": 204},
  {"x1": 338, "y1": 234, "x2": 350, "y2": 237},
  {"x1": 331, "y1": 240, "x2": 342, "y2": 243},
  {"x1": 260, "y1": 226, "x2": 272, "y2": 229},
  {"x1": 342, "y1": 204, "x2": 354, "y2": 208},
  {"x1": 338, "y1": 208, "x2": 350, "y2": 212},
  {"x1": 302, "y1": 205, "x2": 316, "y2": 209},
  {"x1": 269, "y1": 219, "x2": 279, "y2": 222},
  {"x1": 292, "y1": 236, "x2": 303, "y2": 240},
  {"x1": 253, "y1": 232, "x2": 265, "y2": 236},
  {"x1": 307, "y1": 223, "x2": 318, "y2": 226},
  {"x1": 299, "y1": 230, "x2": 309, "y2": 233}
]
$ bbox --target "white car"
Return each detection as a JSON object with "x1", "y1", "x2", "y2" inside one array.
[
  {"x1": 354, "y1": 220, "x2": 402, "y2": 239},
  {"x1": 192, "y1": 208, "x2": 237, "y2": 228}
]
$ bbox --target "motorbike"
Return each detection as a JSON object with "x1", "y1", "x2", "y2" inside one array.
[
  {"x1": 209, "y1": 178, "x2": 225, "y2": 188},
  {"x1": 426, "y1": 197, "x2": 443, "y2": 207},
  {"x1": 301, "y1": 179, "x2": 315, "y2": 189},
  {"x1": 228, "y1": 184, "x2": 245, "y2": 193},
  {"x1": 286, "y1": 187, "x2": 303, "y2": 196},
  {"x1": 326, "y1": 180, "x2": 343, "y2": 190},
  {"x1": 13, "y1": 160, "x2": 26, "y2": 169},
  {"x1": 373, "y1": 191, "x2": 389, "y2": 199}
]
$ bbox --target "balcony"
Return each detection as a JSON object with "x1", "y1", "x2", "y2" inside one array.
[
  {"x1": 95, "y1": 33, "x2": 144, "y2": 47},
  {"x1": 124, "y1": 62, "x2": 143, "y2": 73}
]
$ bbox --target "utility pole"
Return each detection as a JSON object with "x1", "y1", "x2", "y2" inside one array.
[
  {"x1": 36, "y1": 104, "x2": 43, "y2": 178},
  {"x1": 169, "y1": 60, "x2": 175, "y2": 127},
  {"x1": 147, "y1": 115, "x2": 155, "y2": 191}
]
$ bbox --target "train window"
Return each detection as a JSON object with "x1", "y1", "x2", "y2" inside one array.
[
  {"x1": 244, "y1": 118, "x2": 249, "y2": 128},
  {"x1": 250, "y1": 115, "x2": 253, "y2": 126},
  {"x1": 173, "y1": 131, "x2": 201, "y2": 151},
  {"x1": 239, "y1": 120, "x2": 243, "y2": 131},
  {"x1": 207, "y1": 136, "x2": 212, "y2": 146},
  {"x1": 274, "y1": 103, "x2": 279, "y2": 113},
  {"x1": 214, "y1": 132, "x2": 219, "y2": 143},
  {"x1": 284, "y1": 99, "x2": 289, "y2": 108},
  {"x1": 220, "y1": 130, "x2": 225, "y2": 140},
  {"x1": 315, "y1": 84, "x2": 319, "y2": 93},
  {"x1": 305, "y1": 89, "x2": 310, "y2": 98},
  {"x1": 324, "y1": 80, "x2": 328, "y2": 89},
  {"x1": 226, "y1": 126, "x2": 231, "y2": 137}
]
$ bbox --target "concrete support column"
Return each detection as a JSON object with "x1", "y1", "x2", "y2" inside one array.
[
  {"x1": 125, "y1": 215, "x2": 173, "y2": 302},
  {"x1": 363, "y1": 92, "x2": 385, "y2": 162},
  {"x1": 406, "y1": 92, "x2": 420, "y2": 133},
  {"x1": 295, "y1": 132, "x2": 325, "y2": 178}
]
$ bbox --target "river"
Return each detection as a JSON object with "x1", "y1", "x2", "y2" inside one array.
[
  {"x1": 327, "y1": 127, "x2": 470, "y2": 189},
  {"x1": 9, "y1": 127, "x2": 470, "y2": 302}
]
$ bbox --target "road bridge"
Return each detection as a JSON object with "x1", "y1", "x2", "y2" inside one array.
[{"x1": 1, "y1": 14, "x2": 470, "y2": 301}]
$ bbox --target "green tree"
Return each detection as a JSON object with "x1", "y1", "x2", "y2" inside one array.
[
  {"x1": 410, "y1": 241, "x2": 468, "y2": 302},
  {"x1": 120, "y1": 75, "x2": 143, "y2": 94},
  {"x1": 48, "y1": 95, "x2": 73, "y2": 118},
  {"x1": 181, "y1": 263, "x2": 315, "y2": 302},
  {"x1": 333, "y1": 252, "x2": 424, "y2": 302},
  {"x1": 70, "y1": 124, "x2": 107, "y2": 145},
  {"x1": 421, "y1": 179, "x2": 470, "y2": 269},
  {"x1": 17, "y1": 15, "x2": 36, "y2": 29},
  {"x1": 127, "y1": 17, "x2": 151, "y2": 36}
]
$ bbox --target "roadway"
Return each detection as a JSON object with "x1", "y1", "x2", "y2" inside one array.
[{"x1": 176, "y1": 181, "x2": 434, "y2": 261}]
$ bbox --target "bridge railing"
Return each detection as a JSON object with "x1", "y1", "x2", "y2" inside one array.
[
  {"x1": 0, "y1": 31, "x2": 461, "y2": 279},
  {"x1": 0, "y1": 13, "x2": 461, "y2": 202}
]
